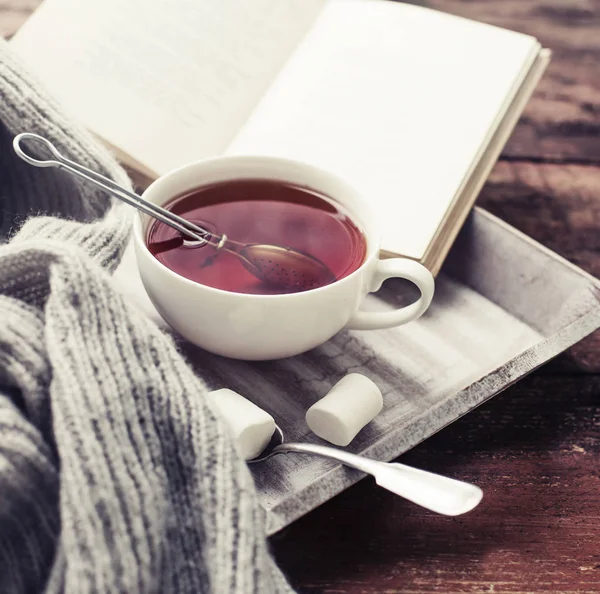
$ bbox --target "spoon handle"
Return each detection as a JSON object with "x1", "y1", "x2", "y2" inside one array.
[
  {"x1": 12, "y1": 132, "x2": 213, "y2": 244},
  {"x1": 372, "y1": 462, "x2": 483, "y2": 516},
  {"x1": 274, "y1": 442, "x2": 482, "y2": 516}
]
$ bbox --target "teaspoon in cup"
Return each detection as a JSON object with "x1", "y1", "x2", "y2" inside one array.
[
  {"x1": 249, "y1": 426, "x2": 483, "y2": 516},
  {"x1": 12, "y1": 132, "x2": 336, "y2": 292}
]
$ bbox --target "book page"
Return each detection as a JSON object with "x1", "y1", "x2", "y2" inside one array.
[
  {"x1": 11, "y1": 0, "x2": 326, "y2": 176},
  {"x1": 226, "y1": 0, "x2": 540, "y2": 261}
]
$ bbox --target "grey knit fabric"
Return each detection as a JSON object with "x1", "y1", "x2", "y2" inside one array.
[{"x1": 0, "y1": 39, "x2": 293, "y2": 593}]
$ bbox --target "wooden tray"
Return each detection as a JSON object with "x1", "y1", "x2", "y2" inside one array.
[{"x1": 115, "y1": 207, "x2": 600, "y2": 535}]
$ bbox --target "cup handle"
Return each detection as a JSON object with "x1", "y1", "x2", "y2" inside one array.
[{"x1": 345, "y1": 259, "x2": 435, "y2": 330}]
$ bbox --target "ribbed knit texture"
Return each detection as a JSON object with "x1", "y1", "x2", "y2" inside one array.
[{"x1": 0, "y1": 39, "x2": 293, "y2": 594}]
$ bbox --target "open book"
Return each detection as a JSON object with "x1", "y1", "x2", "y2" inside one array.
[{"x1": 11, "y1": 0, "x2": 550, "y2": 274}]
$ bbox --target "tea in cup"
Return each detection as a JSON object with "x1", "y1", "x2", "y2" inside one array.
[
  {"x1": 146, "y1": 178, "x2": 367, "y2": 295},
  {"x1": 132, "y1": 155, "x2": 434, "y2": 360}
]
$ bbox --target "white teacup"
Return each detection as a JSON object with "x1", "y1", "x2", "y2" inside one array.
[{"x1": 132, "y1": 156, "x2": 434, "y2": 360}]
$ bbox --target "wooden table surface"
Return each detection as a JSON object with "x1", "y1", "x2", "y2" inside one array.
[{"x1": 3, "y1": 1, "x2": 600, "y2": 592}]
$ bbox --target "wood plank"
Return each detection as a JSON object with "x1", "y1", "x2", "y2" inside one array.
[
  {"x1": 271, "y1": 372, "x2": 600, "y2": 593},
  {"x1": 480, "y1": 160, "x2": 600, "y2": 278},
  {"x1": 422, "y1": 0, "x2": 600, "y2": 163},
  {"x1": 478, "y1": 160, "x2": 600, "y2": 372}
]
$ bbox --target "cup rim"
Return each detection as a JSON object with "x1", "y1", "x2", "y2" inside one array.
[{"x1": 132, "y1": 154, "x2": 382, "y2": 299}]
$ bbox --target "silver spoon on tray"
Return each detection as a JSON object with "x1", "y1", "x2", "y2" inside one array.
[
  {"x1": 13, "y1": 133, "x2": 336, "y2": 293},
  {"x1": 249, "y1": 425, "x2": 483, "y2": 516}
]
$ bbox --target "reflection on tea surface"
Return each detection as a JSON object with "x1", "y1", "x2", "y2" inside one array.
[{"x1": 147, "y1": 179, "x2": 366, "y2": 294}]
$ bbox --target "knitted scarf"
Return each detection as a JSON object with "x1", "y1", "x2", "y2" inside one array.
[{"x1": 0, "y1": 39, "x2": 293, "y2": 594}]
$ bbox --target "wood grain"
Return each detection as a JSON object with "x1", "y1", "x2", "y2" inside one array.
[
  {"x1": 3, "y1": 1, "x2": 600, "y2": 593},
  {"x1": 477, "y1": 161, "x2": 600, "y2": 372},
  {"x1": 272, "y1": 372, "x2": 600, "y2": 593},
  {"x1": 481, "y1": 162, "x2": 600, "y2": 278}
]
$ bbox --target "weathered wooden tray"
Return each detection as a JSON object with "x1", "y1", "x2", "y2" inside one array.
[{"x1": 115, "y1": 207, "x2": 600, "y2": 535}]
